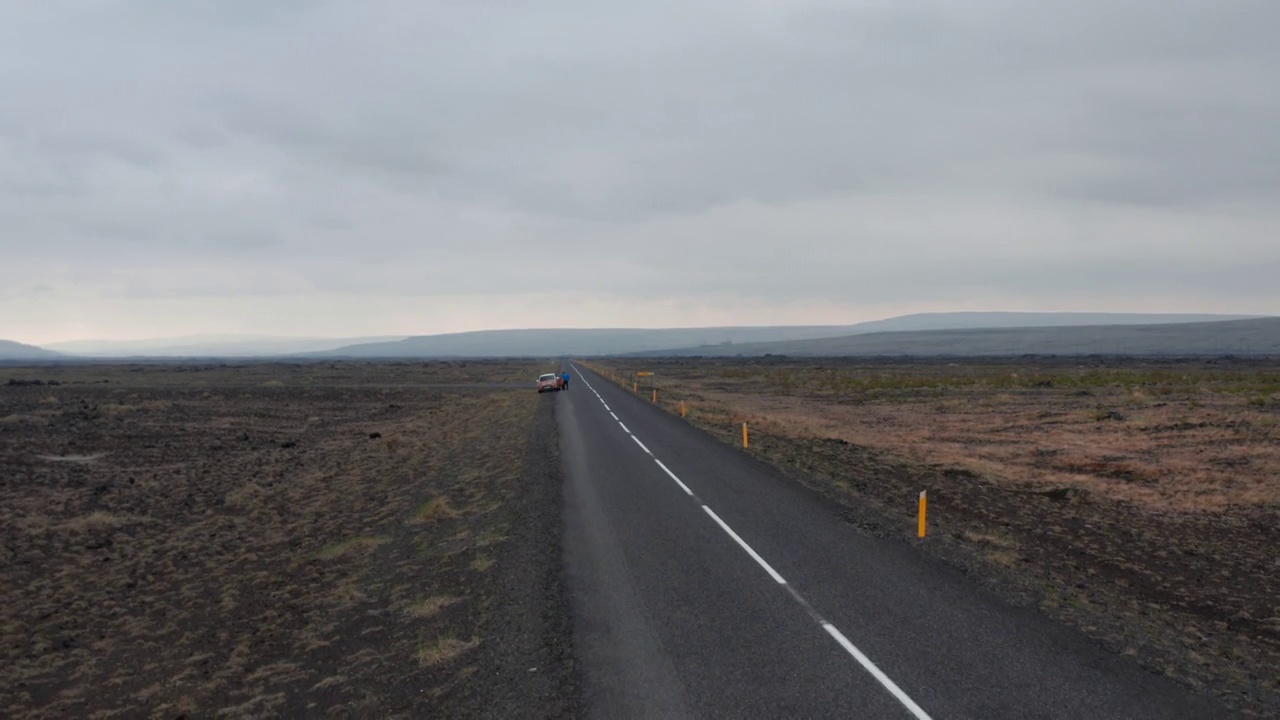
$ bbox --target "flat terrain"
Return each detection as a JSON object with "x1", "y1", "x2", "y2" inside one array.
[
  {"x1": 588, "y1": 356, "x2": 1280, "y2": 716},
  {"x1": 1, "y1": 362, "x2": 576, "y2": 718}
]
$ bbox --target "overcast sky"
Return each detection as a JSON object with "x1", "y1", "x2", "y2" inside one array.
[{"x1": 2, "y1": 0, "x2": 1278, "y2": 344}]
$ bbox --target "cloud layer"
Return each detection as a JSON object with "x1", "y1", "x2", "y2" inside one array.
[{"x1": 3, "y1": 0, "x2": 1278, "y2": 342}]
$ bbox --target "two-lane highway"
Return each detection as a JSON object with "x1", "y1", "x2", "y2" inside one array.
[{"x1": 558, "y1": 363, "x2": 1232, "y2": 719}]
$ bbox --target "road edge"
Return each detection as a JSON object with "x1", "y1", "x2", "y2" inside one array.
[
  {"x1": 572, "y1": 362, "x2": 1266, "y2": 717},
  {"x1": 472, "y1": 392, "x2": 581, "y2": 719}
]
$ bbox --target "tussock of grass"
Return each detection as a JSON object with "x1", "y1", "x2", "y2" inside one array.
[
  {"x1": 316, "y1": 536, "x2": 390, "y2": 560},
  {"x1": 310, "y1": 675, "x2": 346, "y2": 691},
  {"x1": 39, "y1": 452, "x2": 108, "y2": 464},
  {"x1": 415, "y1": 496, "x2": 460, "y2": 523},
  {"x1": 983, "y1": 548, "x2": 1024, "y2": 566},
  {"x1": 470, "y1": 554, "x2": 494, "y2": 572},
  {"x1": 60, "y1": 511, "x2": 152, "y2": 531},
  {"x1": 326, "y1": 580, "x2": 369, "y2": 610},
  {"x1": 214, "y1": 692, "x2": 287, "y2": 717},
  {"x1": 407, "y1": 596, "x2": 461, "y2": 619},
  {"x1": 418, "y1": 635, "x2": 480, "y2": 668},
  {"x1": 473, "y1": 530, "x2": 508, "y2": 547},
  {"x1": 961, "y1": 530, "x2": 1018, "y2": 549},
  {"x1": 245, "y1": 661, "x2": 301, "y2": 683}
]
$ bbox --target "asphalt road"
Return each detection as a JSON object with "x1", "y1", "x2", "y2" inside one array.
[{"x1": 557, "y1": 363, "x2": 1234, "y2": 719}]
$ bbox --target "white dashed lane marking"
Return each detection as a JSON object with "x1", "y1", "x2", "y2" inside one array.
[{"x1": 569, "y1": 364, "x2": 933, "y2": 720}]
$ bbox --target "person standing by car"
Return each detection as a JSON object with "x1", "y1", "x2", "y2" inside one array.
[{"x1": 561, "y1": 370, "x2": 570, "y2": 391}]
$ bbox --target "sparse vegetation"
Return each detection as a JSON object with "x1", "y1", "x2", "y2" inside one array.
[
  {"x1": 415, "y1": 495, "x2": 461, "y2": 523},
  {"x1": 408, "y1": 596, "x2": 462, "y2": 620},
  {"x1": 316, "y1": 535, "x2": 391, "y2": 560},
  {"x1": 418, "y1": 635, "x2": 481, "y2": 668},
  {"x1": 98, "y1": 403, "x2": 140, "y2": 414},
  {"x1": 1, "y1": 361, "x2": 573, "y2": 718}
]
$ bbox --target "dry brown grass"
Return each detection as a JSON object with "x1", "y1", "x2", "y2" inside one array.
[
  {"x1": 316, "y1": 536, "x2": 391, "y2": 560},
  {"x1": 619, "y1": 360, "x2": 1280, "y2": 512},
  {"x1": 415, "y1": 495, "x2": 461, "y2": 523},
  {"x1": 960, "y1": 529, "x2": 1018, "y2": 548},
  {"x1": 57, "y1": 511, "x2": 154, "y2": 531},
  {"x1": 310, "y1": 675, "x2": 347, "y2": 691},
  {"x1": 417, "y1": 635, "x2": 480, "y2": 668},
  {"x1": 407, "y1": 596, "x2": 462, "y2": 620},
  {"x1": 97, "y1": 403, "x2": 139, "y2": 415},
  {"x1": 961, "y1": 530, "x2": 1021, "y2": 567}
]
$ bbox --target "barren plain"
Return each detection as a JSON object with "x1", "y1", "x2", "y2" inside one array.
[{"x1": 2, "y1": 361, "x2": 576, "y2": 719}]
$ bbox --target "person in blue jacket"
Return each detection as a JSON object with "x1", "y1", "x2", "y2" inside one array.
[{"x1": 561, "y1": 371, "x2": 571, "y2": 391}]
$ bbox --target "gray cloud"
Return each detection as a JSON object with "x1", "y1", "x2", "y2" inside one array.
[{"x1": 1, "y1": 0, "x2": 1278, "y2": 342}]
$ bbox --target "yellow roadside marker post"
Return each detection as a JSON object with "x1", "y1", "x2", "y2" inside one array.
[
  {"x1": 633, "y1": 382, "x2": 638, "y2": 393},
  {"x1": 918, "y1": 491, "x2": 928, "y2": 538},
  {"x1": 680, "y1": 401, "x2": 686, "y2": 417},
  {"x1": 742, "y1": 423, "x2": 749, "y2": 449}
]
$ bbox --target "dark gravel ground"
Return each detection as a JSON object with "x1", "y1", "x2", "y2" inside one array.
[
  {"x1": 1, "y1": 362, "x2": 580, "y2": 718},
  {"x1": 449, "y1": 394, "x2": 580, "y2": 719}
]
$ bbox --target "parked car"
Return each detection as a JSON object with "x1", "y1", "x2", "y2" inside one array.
[{"x1": 537, "y1": 373, "x2": 563, "y2": 392}]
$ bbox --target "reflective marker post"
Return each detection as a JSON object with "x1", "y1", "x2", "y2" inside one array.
[{"x1": 918, "y1": 491, "x2": 928, "y2": 538}]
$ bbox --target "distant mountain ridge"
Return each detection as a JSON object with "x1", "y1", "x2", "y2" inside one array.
[
  {"x1": 46, "y1": 334, "x2": 407, "y2": 358},
  {"x1": 315, "y1": 313, "x2": 1261, "y2": 358},
  {"x1": 0, "y1": 339, "x2": 62, "y2": 360},
  {"x1": 9, "y1": 312, "x2": 1272, "y2": 360},
  {"x1": 836, "y1": 312, "x2": 1264, "y2": 333},
  {"x1": 311, "y1": 326, "x2": 861, "y2": 358},
  {"x1": 629, "y1": 317, "x2": 1280, "y2": 358}
]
